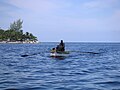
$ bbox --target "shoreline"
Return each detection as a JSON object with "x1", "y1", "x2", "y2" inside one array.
[{"x1": 0, "y1": 41, "x2": 39, "y2": 44}]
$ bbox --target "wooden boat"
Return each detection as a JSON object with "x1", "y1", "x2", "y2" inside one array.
[{"x1": 50, "y1": 51, "x2": 70, "y2": 57}]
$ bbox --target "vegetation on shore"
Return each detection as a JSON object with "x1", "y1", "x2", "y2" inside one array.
[{"x1": 0, "y1": 19, "x2": 38, "y2": 43}]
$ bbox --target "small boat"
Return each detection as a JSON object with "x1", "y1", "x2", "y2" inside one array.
[
  {"x1": 50, "y1": 51, "x2": 70, "y2": 57},
  {"x1": 50, "y1": 40, "x2": 69, "y2": 57}
]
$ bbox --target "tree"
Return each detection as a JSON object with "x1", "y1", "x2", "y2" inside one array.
[
  {"x1": 26, "y1": 32, "x2": 29, "y2": 36},
  {"x1": 0, "y1": 29, "x2": 4, "y2": 41},
  {"x1": 0, "y1": 19, "x2": 38, "y2": 42},
  {"x1": 29, "y1": 33, "x2": 37, "y2": 41},
  {"x1": 10, "y1": 19, "x2": 23, "y2": 32}
]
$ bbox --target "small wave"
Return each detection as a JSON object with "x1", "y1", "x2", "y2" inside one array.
[
  {"x1": 20, "y1": 52, "x2": 40, "y2": 57},
  {"x1": 94, "y1": 81, "x2": 120, "y2": 86},
  {"x1": 83, "y1": 52, "x2": 100, "y2": 54},
  {"x1": 0, "y1": 81, "x2": 18, "y2": 85},
  {"x1": 5, "y1": 88, "x2": 19, "y2": 90},
  {"x1": 21, "y1": 54, "x2": 29, "y2": 57}
]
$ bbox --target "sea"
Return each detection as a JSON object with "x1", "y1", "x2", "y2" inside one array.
[{"x1": 0, "y1": 42, "x2": 120, "y2": 90}]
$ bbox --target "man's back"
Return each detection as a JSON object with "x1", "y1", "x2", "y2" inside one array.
[{"x1": 56, "y1": 40, "x2": 65, "y2": 52}]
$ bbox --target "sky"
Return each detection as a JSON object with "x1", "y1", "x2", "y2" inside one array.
[{"x1": 0, "y1": 0, "x2": 120, "y2": 42}]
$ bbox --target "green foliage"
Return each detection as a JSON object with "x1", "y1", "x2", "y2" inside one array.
[
  {"x1": 0, "y1": 19, "x2": 38, "y2": 42},
  {"x1": 10, "y1": 19, "x2": 23, "y2": 31}
]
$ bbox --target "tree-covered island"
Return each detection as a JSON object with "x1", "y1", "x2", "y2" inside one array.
[{"x1": 0, "y1": 19, "x2": 38, "y2": 43}]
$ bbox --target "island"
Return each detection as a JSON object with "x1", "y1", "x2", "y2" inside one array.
[{"x1": 0, "y1": 19, "x2": 38, "y2": 43}]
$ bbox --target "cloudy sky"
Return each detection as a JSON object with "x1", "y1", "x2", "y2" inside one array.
[{"x1": 0, "y1": 0, "x2": 120, "y2": 42}]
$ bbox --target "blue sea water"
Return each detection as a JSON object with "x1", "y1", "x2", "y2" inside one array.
[{"x1": 0, "y1": 42, "x2": 120, "y2": 90}]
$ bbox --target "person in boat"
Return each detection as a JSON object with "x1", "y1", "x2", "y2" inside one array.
[
  {"x1": 51, "y1": 48, "x2": 56, "y2": 53},
  {"x1": 56, "y1": 40, "x2": 65, "y2": 52}
]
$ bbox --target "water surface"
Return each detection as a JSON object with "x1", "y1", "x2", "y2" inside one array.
[{"x1": 0, "y1": 42, "x2": 120, "y2": 90}]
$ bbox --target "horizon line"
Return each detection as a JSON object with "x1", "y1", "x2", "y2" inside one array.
[{"x1": 40, "y1": 41, "x2": 120, "y2": 43}]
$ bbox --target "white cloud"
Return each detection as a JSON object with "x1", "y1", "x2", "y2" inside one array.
[
  {"x1": 82, "y1": 0, "x2": 119, "y2": 9},
  {"x1": 7, "y1": 0, "x2": 58, "y2": 13}
]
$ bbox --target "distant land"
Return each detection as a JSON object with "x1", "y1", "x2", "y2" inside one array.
[{"x1": 0, "y1": 19, "x2": 38, "y2": 43}]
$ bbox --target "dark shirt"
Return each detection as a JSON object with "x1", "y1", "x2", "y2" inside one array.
[{"x1": 56, "y1": 43, "x2": 65, "y2": 52}]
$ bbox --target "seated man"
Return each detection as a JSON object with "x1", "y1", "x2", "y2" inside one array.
[
  {"x1": 51, "y1": 48, "x2": 56, "y2": 53},
  {"x1": 56, "y1": 40, "x2": 65, "y2": 52}
]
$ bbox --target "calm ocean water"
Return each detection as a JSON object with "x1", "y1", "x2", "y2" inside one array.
[{"x1": 0, "y1": 42, "x2": 120, "y2": 90}]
